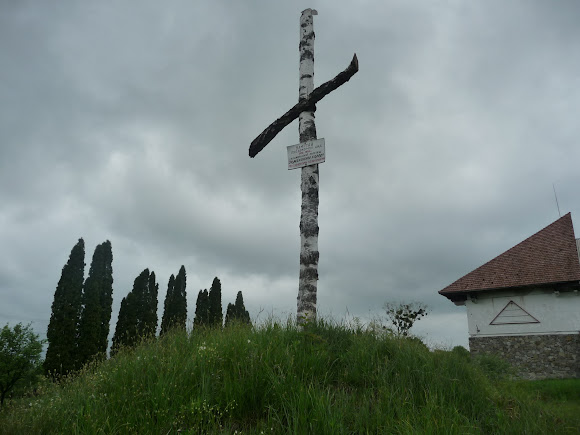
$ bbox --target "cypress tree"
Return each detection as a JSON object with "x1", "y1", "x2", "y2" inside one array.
[
  {"x1": 193, "y1": 289, "x2": 209, "y2": 328},
  {"x1": 160, "y1": 274, "x2": 176, "y2": 336},
  {"x1": 111, "y1": 269, "x2": 157, "y2": 355},
  {"x1": 160, "y1": 266, "x2": 188, "y2": 335},
  {"x1": 111, "y1": 291, "x2": 138, "y2": 355},
  {"x1": 76, "y1": 240, "x2": 113, "y2": 368},
  {"x1": 173, "y1": 266, "x2": 187, "y2": 331},
  {"x1": 98, "y1": 241, "x2": 114, "y2": 357},
  {"x1": 225, "y1": 291, "x2": 251, "y2": 327},
  {"x1": 224, "y1": 303, "x2": 236, "y2": 328},
  {"x1": 131, "y1": 269, "x2": 149, "y2": 340},
  {"x1": 44, "y1": 238, "x2": 85, "y2": 378},
  {"x1": 234, "y1": 291, "x2": 251, "y2": 326},
  {"x1": 208, "y1": 277, "x2": 223, "y2": 327},
  {"x1": 139, "y1": 270, "x2": 158, "y2": 338}
]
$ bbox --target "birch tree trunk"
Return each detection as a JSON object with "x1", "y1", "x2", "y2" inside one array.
[{"x1": 297, "y1": 8, "x2": 319, "y2": 326}]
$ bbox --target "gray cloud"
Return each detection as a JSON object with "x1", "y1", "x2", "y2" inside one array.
[{"x1": 2, "y1": 0, "x2": 580, "y2": 351}]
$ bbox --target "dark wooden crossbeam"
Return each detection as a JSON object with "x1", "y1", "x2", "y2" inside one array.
[{"x1": 249, "y1": 54, "x2": 359, "y2": 158}]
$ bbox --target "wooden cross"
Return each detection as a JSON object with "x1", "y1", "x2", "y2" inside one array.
[{"x1": 249, "y1": 9, "x2": 358, "y2": 325}]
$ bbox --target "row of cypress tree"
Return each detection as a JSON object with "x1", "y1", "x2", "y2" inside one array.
[
  {"x1": 193, "y1": 277, "x2": 222, "y2": 328},
  {"x1": 44, "y1": 239, "x2": 113, "y2": 378},
  {"x1": 45, "y1": 239, "x2": 251, "y2": 378},
  {"x1": 191, "y1": 277, "x2": 251, "y2": 328}
]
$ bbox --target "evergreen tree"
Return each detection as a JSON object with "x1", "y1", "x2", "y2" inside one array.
[
  {"x1": 111, "y1": 269, "x2": 158, "y2": 355},
  {"x1": 44, "y1": 238, "x2": 85, "y2": 378},
  {"x1": 97, "y1": 241, "x2": 114, "y2": 358},
  {"x1": 76, "y1": 240, "x2": 113, "y2": 368},
  {"x1": 234, "y1": 291, "x2": 251, "y2": 325},
  {"x1": 160, "y1": 274, "x2": 176, "y2": 336},
  {"x1": 173, "y1": 266, "x2": 187, "y2": 330},
  {"x1": 224, "y1": 303, "x2": 235, "y2": 328},
  {"x1": 160, "y1": 266, "x2": 188, "y2": 335},
  {"x1": 130, "y1": 269, "x2": 149, "y2": 340},
  {"x1": 139, "y1": 270, "x2": 158, "y2": 338},
  {"x1": 193, "y1": 289, "x2": 209, "y2": 328},
  {"x1": 225, "y1": 291, "x2": 251, "y2": 327},
  {"x1": 111, "y1": 292, "x2": 138, "y2": 355},
  {"x1": 208, "y1": 277, "x2": 223, "y2": 327}
]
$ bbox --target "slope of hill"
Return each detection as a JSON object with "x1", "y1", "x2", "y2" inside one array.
[{"x1": 0, "y1": 320, "x2": 575, "y2": 434}]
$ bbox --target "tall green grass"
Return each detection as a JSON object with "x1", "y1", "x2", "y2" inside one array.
[
  {"x1": 0, "y1": 319, "x2": 575, "y2": 434},
  {"x1": 512, "y1": 378, "x2": 580, "y2": 432}
]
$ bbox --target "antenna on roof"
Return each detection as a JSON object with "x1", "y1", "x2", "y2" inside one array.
[{"x1": 552, "y1": 183, "x2": 561, "y2": 218}]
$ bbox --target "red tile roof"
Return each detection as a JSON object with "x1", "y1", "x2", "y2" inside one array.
[{"x1": 440, "y1": 213, "x2": 580, "y2": 297}]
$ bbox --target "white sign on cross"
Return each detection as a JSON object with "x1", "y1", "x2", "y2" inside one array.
[{"x1": 287, "y1": 138, "x2": 325, "y2": 170}]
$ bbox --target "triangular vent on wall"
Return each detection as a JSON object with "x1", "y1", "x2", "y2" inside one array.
[{"x1": 490, "y1": 300, "x2": 540, "y2": 325}]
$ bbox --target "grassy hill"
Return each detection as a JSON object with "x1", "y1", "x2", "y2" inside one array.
[{"x1": 0, "y1": 319, "x2": 578, "y2": 434}]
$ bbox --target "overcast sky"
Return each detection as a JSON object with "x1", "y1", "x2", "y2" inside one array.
[{"x1": 2, "y1": 0, "x2": 579, "y2": 350}]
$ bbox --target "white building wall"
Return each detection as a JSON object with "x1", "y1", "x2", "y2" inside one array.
[{"x1": 465, "y1": 288, "x2": 580, "y2": 337}]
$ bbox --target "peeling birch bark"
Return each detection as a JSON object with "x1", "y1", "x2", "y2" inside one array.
[{"x1": 297, "y1": 8, "x2": 319, "y2": 326}]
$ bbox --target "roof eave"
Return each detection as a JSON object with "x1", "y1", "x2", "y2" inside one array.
[{"x1": 439, "y1": 279, "x2": 580, "y2": 300}]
